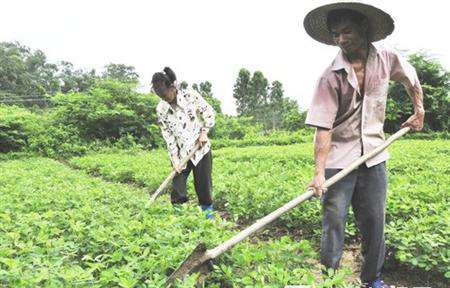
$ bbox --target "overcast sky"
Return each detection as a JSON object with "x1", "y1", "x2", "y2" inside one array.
[{"x1": 2, "y1": 0, "x2": 449, "y2": 114}]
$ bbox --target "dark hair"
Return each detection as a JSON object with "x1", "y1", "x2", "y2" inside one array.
[
  {"x1": 151, "y1": 67, "x2": 177, "y2": 92},
  {"x1": 326, "y1": 9, "x2": 368, "y2": 31}
]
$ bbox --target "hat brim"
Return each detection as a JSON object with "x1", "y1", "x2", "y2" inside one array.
[{"x1": 303, "y1": 2, "x2": 394, "y2": 45}]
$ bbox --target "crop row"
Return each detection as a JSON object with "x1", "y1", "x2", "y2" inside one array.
[
  {"x1": 69, "y1": 140, "x2": 450, "y2": 277},
  {"x1": 0, "y1": 158, "x2": 347, "y2": 287}
]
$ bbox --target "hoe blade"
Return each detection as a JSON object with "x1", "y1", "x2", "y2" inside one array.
[{"x1": 165, "y1": 243, "x2": 212, "y2": 287}]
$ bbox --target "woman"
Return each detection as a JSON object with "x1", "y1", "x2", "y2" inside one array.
[{"x1": 152, "y1": 67, "x2": 215, "y2": 219}]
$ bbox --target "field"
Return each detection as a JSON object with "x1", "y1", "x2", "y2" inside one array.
[{"x1": 1, "y1": 139, "x2": 449, "y2": 287}]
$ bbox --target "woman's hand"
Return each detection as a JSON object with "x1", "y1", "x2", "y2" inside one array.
[
  {"x1": 173, "y1": 162, "x2": 182, "y2": 173},
  {"x1": 198, "y1": 131, "x2": 208, "y2": 147}
]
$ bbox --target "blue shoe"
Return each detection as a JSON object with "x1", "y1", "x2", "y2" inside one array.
[
  {"x1": 365, "y1": 278, "x2": 390, "y2": 288},
  {"x1": 201, "y1": 204, "x2": 214, "y2": 219}
]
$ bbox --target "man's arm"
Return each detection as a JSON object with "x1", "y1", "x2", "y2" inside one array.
[
  {"x1": 305, "y1": 76, "x2": 338, "y2": 197},
  {"x1": 308, "y1": 127, "x2": 332, "y2": 197},
  {"x1": 401, "y1": 81, "x2": 425, "y2": 131},
  {"x1": 388, "y1": 49, "x2": 425, "y2": 131}
]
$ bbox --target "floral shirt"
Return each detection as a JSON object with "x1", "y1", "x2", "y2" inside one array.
[{"x1": 156, "y1": 87, "x2": 215, "y2": 167}]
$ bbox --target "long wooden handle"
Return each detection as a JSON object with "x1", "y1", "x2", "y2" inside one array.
[
  {"x1": 323, "y1": 127, "x2": 410, "y2": 189},
  {"x1": 206, "y1": 127, "x2": 410, "y2": 259},
  {"x1": 148, "y1": 142, "x2": 201, "y2": 203}
]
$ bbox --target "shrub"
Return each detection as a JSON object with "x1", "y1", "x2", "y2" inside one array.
[
  {"x1": 0, "y1": 104, "x2": 44, "y2": 153},
  {"x1": 51, "y1": 79, "x2": 162, "y2": 148}
]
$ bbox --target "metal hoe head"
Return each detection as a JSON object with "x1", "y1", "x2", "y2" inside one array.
[{"x1": 165, "y1": 243, "x2": 213, "y2": 287}]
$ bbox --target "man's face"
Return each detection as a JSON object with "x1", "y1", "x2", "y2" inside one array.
[{"x1": 329, "y1": 19, "x2": 366, "y2": 54}]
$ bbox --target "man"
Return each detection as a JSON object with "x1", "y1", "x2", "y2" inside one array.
[{"x1": 303, "y1": 2, "x2": 424, "y2": 287}]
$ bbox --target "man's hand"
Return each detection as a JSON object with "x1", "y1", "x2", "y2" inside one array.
[
  {"x1": 199, "y1": 131, "x2": 208, "y2": 147},
  {"x1": 401, "y1": 110, "x2": 425, "y2": 131},
  {"x1": 308, "y1": 173, "x2": 327, "y2": 198}
]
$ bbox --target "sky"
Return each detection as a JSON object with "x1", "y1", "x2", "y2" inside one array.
[{"x1": 1, "y1": 0, "x2": 449, "y2": 114}]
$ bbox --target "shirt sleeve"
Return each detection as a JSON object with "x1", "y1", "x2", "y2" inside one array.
[
  {"x1": 157, "y1": 110, "x2": 180, "y2": 165},
  {"x1": 305, "y1": 76, "x2": 339, "y2": 129},
  {"x1": 191, "y1": 90, "x2": 216, "y2": 132},
  {"x1": 388, "y1": 49, "x2": 421, "y2": 89}
]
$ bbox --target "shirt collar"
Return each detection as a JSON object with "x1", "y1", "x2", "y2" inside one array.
[
  {"x1": 331, "y1": 43, "x2": 378, "y2": 72},
  {"x1": 159, "y1": 87, "x2": 187, "y2": 114}
]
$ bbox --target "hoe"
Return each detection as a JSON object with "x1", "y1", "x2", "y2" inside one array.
[
  {"x1": 165, "y1": 127, "x2": 411, "y2": 286},
  {"x1": 147, "y1": 143, "x2": 201, "y2": 206}
]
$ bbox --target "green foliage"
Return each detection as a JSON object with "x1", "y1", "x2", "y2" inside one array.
[
  {"x1": 191, "y1": 81, "x2": 222, "y2": 113},
  {"x1": 209, "y1": 114, "x2": 313, "y2": 149},
  {"x1": 70, "y1": 140, "x2": 450, "y2": 278},
  {"x1": 385, "y1": 52, "x2": 450, "y2": 132},
  {"x1": 384, "y1": 140, "x2": 450, "y2": 274},
  {"x1": 0, "y1": 104, "x2": 92, "y2": 157},
  {"x1": 102, "y1": 63, "x2": 139, "y2": 84},
  {"x1": 233, "y1": 68, "x2": 305, "y2": 131},
  {"x1": 0, "y1": 105, "x2": 44, "y2": 153},
  {"x1": 401, "y1": 131, "x2": 449, "y2": 140},
  {"x1": 212, "y1": 129, "x2": 314, "y2": 149},
  {"x1": 233, "y1": 69, "x2": 269, "y2": 122},
  {"x1": 28, "y1": 123, "x2": 88, "y2": 158},
  {"x1": 51, "y1": 79, "x2": 162, "y2": 148},
  {"x1": 282, "y1": 104, "x2": 307, "y2": 131},
  {"x1": 179, "y1": 81, "x2": 188, "y2": 90},
  {"x1": 70, "y1": 149, "x2": 171, "y2": 185},
  {"x1": 266, "y1": 80, "x2": 284, "y2": 129},
  {"x1": 212, "y1": 237, "x2": 350, "y2": 287},
  {"x1": 210, "y1": 115, "x2": 263, "y2": 140},
  {"x1": 57, "y1": 61, "x2": 97, "y2": 93},
  {"x1": 0, "y1": 42, "x2": 59, "y2": 100},
  {"x1": 0, "y1": 158, "x2": 346, "y2": 286},
  {"x1": 0, "y1": 42, "x2": 140, "y2": 106},
  {"x1": 233, "y1": 68, "x2": 253, "y2": 115}
]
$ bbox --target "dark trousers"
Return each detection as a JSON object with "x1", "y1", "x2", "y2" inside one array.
[
  {"x1": 171, "y1": 150, "x2": 213, "y2": 206},
  {"x1": 321, "y1": 162, "x2": 387, "y2": 282}
]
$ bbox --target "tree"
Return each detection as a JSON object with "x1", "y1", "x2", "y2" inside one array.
[
  {"x1": 281, "y1": 99, "x2": 307, "y2": 131},
  {"x1": 0, "y1": 42, "x2": 58, "y2": 103},
  {"x1": 385, "y1": 52, "x2": 449, "y2": 132},
  {"x1": 233, "y1": 69, "x2": 269, "y2": 120},
  {"x1": 26, "y1": 49, "x2": 59, "y2": 96},
  {"x1": 179, "y1": 81, "x2": 189, "y2": 89},
  {"x1": 52, "y1": 79, "x2": 162, "y2": 147},
  {"x1": 249, "y1": 71, "x2": 269, "y2": 122},
  {"x1": 233, "y1": 69, "x2": 304, "y2": 130},
  {"x1": 233, "y1": 68, "x2": 252, "y2": 115},
  {"x1": 0, "y1": 41, "x2": 97, "y2": 107},
  {"x1": 192, "y1": 81, "x2": 222, "y2": 113},
  {"x1": 101, "y1": 63, "x2": 139, "y2": 84},
  {"x1": 57, "y1": 61, "x2": 97, "y2": 93},
  {"x1": 267, "y1": 80, "x2": 284, "y2": 129}
]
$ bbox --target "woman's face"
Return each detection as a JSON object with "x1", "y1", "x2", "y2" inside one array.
[{"x1": 153, "y1": 84, "x2": 177, "y2": 103}]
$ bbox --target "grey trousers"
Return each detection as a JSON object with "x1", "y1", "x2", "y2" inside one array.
[
  {"x1": 321, "y1": 162, "x2": 387, "y2": 282},
  {"x1": 171, "y1": 150, "x2": 213, "y2": 206}
]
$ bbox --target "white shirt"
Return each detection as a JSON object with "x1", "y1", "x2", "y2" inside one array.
[{"x1": 156, "y1": 87, "x2": 215, "y2": 167}]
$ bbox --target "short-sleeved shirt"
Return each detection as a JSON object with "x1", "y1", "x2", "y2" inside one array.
[
  {"x1": 305, "y1": 44, "x2": 421, "y2": 169},
  {"x1": 156, "y1": 87, "x2": 215, "y2": 167}
]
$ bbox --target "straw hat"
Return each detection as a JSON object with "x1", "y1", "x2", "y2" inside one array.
[{"x1": 303, "y1": 2, "x2": 394, "y2": 45}]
